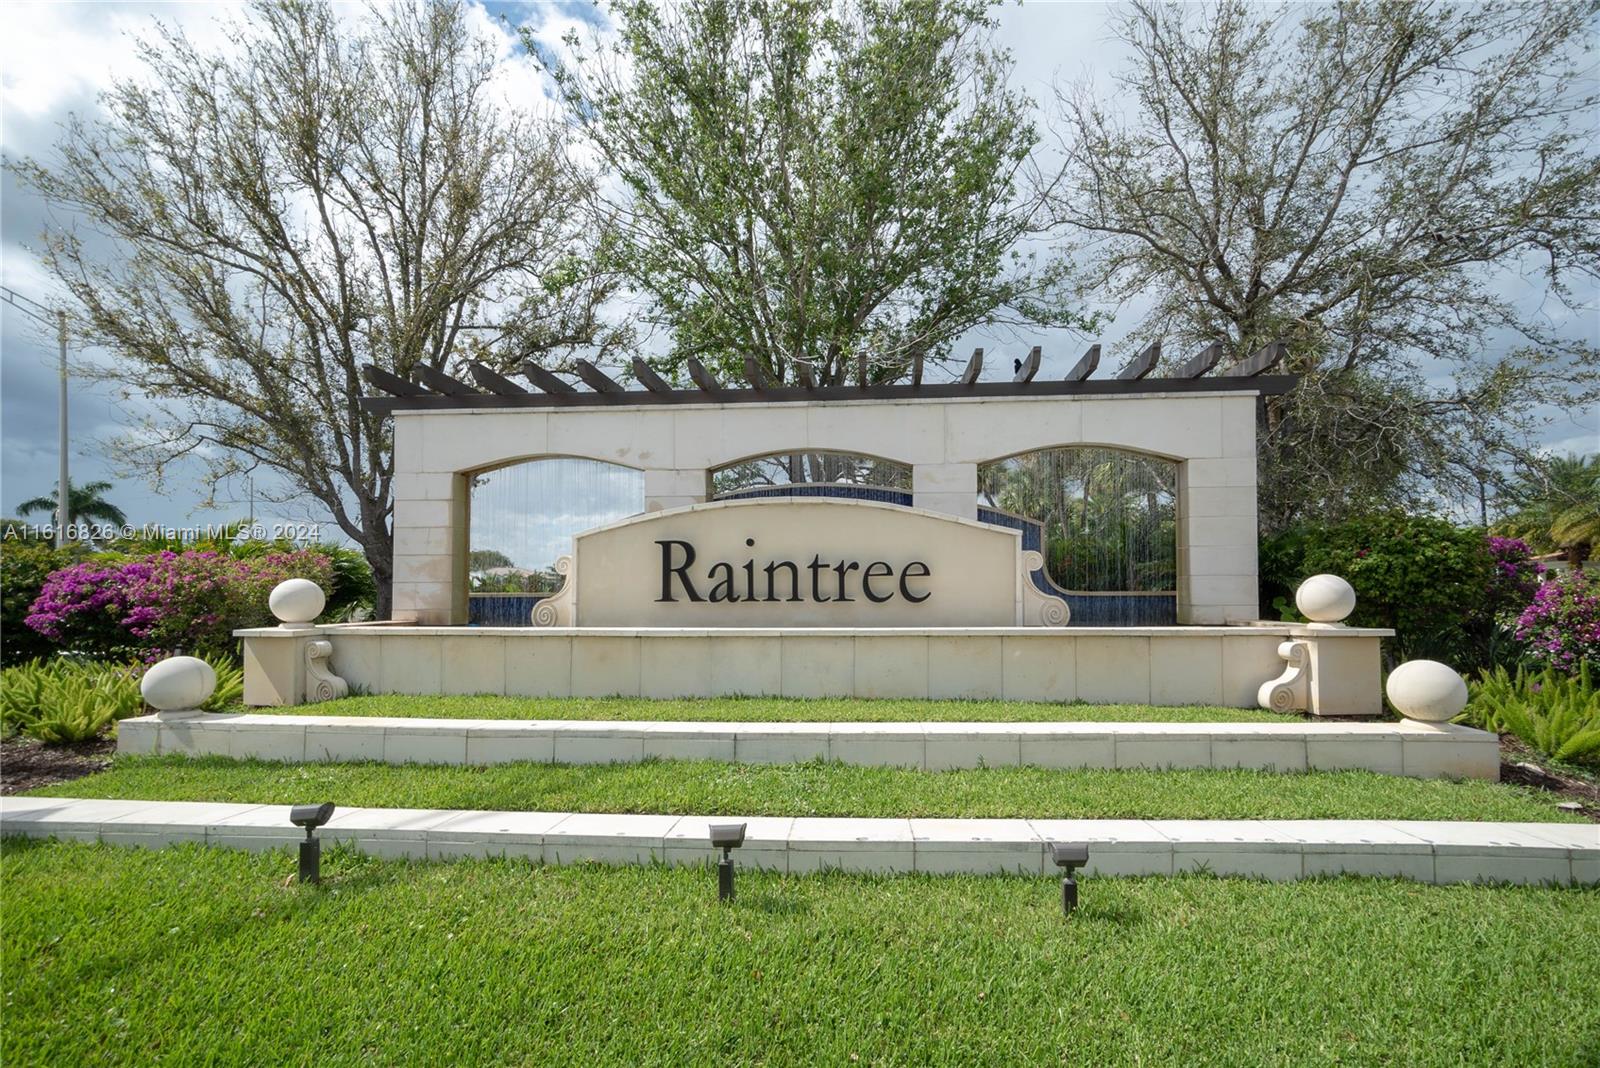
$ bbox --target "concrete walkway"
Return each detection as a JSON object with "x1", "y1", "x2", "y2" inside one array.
[{"x1": 4, "y1": 797, "x2": 1593, "y2": 885}]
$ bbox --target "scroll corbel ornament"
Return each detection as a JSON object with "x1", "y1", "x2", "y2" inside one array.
[
  {"x1": 304, "y1": 639, "x2": 349, "y2": 703},
  {"x1": 1257, "y1": 639, "x2": 1311, "y2": 712},
  {"x1": 532, "y1": 555, "x2": 575, "y2": 626},
  {"x1": 1019, "y1": 549, "x2": 1070, "y2": 627}
]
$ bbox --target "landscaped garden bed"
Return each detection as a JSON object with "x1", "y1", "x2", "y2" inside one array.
[{"x1": 3, "y1": 840, "x2": 1596, "y2": 1065}]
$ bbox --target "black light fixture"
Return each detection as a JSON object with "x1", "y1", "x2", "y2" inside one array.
[
  {"x1": 289, "y1": 802, "x2": 336, "y2": 885},
  {"x1": 708, "y1": 822, "x2": 747, "y2": 902},
  {"x1": 1051, "y1": 842, "x2": 1090, "y2": 915}
]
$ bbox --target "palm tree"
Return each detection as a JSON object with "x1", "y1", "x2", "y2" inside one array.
[
  {"x1": 1496, "y1": 454, "x2": 1599, "y2": 569},
  {"x1": 16, "y1": 479, "x2": 128, "y2": 530}
]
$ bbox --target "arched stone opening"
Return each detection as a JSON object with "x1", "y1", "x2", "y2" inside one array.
[
  {"x1": 710, "y1": 449, "x2": 913, "y2": 505},
  {"x1": 466, "y1": 456, "x2": 644, "y2": 624},
  {"x1": 978, "y1": 445, "x2": 1178, "y2": 625}
]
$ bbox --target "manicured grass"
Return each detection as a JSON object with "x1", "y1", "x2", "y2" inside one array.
[
  {"x1": 4, "y1": 840, "x2": 1597, "y2": 1065},
  {"x1": 27, "y1": 755, "x2": 1585, "y2": 822},
  {"x1": 268, "y1": 693, "x2": 1294, "y2": 722}
]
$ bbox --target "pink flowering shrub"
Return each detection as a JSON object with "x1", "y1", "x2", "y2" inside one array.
[
  {"x1": 1514, "y1": 570, "x2": 1600, "y2": 674},
  {"x1": 25, "y1": 550, "x2": 331, "y2": 660}
]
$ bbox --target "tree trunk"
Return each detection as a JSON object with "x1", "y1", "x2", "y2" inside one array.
[{"x1": 361, "y1": 519, "x2": 395, "y2": 621}]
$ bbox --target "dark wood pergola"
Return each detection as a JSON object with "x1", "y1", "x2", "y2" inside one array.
[{"x1": 361, "y1": 341, "x2": 1294, "y2": 414}]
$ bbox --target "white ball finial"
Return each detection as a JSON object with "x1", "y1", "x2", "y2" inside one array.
[
  {"x1": 1386, "y1": 660, "x2": 1469, "y2": 723},
  {"x1": 1295, "y1": 573, "x2": 1357, "y2": 625},
  {"x1": 141, "y1": 655, "x2": 218, "y2": 716},
  {"x1": 269, "y1": 578, "x2": 326, "y2": 625}
]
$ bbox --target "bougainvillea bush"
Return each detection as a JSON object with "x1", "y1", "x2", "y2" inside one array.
[
  {"x1": 1485, "y1": 536, "x2": 1545, "y2": 615},
  {"x1": 1515, "y1": 571, "x2": 1600, "y2": 674},
  {"x1": 25, "y1": 550, "x2": 331, "y2": 661}
]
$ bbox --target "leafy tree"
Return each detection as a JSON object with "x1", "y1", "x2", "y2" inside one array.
[
  {"x1": 1045, "y1": 0, "x2": 1600, "y2": 530},
  {"x1": 1496, "y1": 453, "x2": 1600, "y2": 569},
  {"x1": 9, "y1": 0, "x2": 620, "y2": 616},
  {"x1": 16, "y1": 479, "x2": 127, "y2": 530},
  {"x1": 539, "y1": 0, "x2": 1088, "y2": 386}
]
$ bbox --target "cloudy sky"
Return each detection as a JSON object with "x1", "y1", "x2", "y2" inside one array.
[{"x1": 2, "y1": 0, "x2": 1595, "y2": 546}]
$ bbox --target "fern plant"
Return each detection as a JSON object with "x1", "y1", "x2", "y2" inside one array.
[
  {"x1": 28, "y1": 671, "x2": 143, "y2": 743},
  {"x1": 1464, "y1": 662, "x2": 1600, "y2": 767},
  {"x1": 201, "y1": 657, "x2": 245, "y2": 711},
  {"x1": 0, "y1": 660, "x2": 55, "y2": 735}
]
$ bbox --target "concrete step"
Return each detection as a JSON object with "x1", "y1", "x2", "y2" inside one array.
[
  {"x1": 5, "y1": 797, "x2": 1592, "y2": 885},
  {"x1": 117, "y1": 713, "x2": 1501, "y2": 779}
]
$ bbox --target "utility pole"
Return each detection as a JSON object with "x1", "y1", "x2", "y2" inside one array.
[
  {"x1": 57, "y1": 309, "x2": 69, "y2": 543},
  {"x1": 1, "y1": 287, "x2": 70, "y2": 542}
]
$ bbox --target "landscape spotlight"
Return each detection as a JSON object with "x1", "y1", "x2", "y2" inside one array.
[
  {"x1": 708, "y1": 822, "x2": 747, "y2": 902},
  {"x1": 289, "y1": 802, "x2": 336, "y2": 886},
  {"x1": 1051, "y1": 842, "x2": 1090, "y2": 915}
]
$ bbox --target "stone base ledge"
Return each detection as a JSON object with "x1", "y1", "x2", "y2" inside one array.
[
  {"x1": 117, "y1": 714, "x2": 1500, "y2": 780},
  {"x1": 234, "y1": 624, "x2": 1395, "y2": 713},
  {"x1": 3, "y1": 798, "x2": 1591, "y2": 886}
]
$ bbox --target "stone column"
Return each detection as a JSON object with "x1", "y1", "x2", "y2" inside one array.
[
  {"x1": 391, "y1": 472, "x2": 468, "y2": 625},
  {"x1": 1176, "y1": 394, "x2": 1260, "y2": 624}
]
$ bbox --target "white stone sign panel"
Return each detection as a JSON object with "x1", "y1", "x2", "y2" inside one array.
[{"x1": 540, "y1": 498, "x2": 1063, "y2": 627}]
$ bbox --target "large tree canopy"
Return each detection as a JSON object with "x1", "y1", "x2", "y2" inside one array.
[
  {"x1": 540, "y1": 0, "x2": 1089, "y2": 387},
  {"x1": 1047, "y1": 0, "x2": 1600, "y2": 529},
  {"x1": 10, "y1": 0, "x2": 619, "y2": 613}
]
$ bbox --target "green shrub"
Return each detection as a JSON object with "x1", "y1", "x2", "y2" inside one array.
[
  {"x1": 203, "y1": 658, "x2": 245, "y2": 711},
  {"x1": 1462, "y1": 662, "x2": 1600, "y2": 767},
  {"x1": 315, "y1": 543, "x2": 378, "y2": 621},
  {"x1": 1, "y1": 542, "x2": 82, "y2": 666},
  {"x1": 1261, "y1": 513, "x2": 1497, "y2": 666}
]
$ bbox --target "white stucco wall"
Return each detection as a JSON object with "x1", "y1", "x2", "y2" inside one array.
[{"x1": 389, "y1": 392, "x2": 1261, "y2": 625}]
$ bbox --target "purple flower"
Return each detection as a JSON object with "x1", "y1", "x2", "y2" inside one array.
[{"x1": 1515, "y1": 571, "x2": 1600, "y2": 673}]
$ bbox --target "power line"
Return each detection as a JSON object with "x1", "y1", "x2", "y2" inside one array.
[{"x1": 0, "y1": 286, "x2": 71, "y2": 542}]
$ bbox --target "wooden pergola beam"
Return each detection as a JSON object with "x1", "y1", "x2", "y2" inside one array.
[
  {"x1": 574, "y1": 359, "x2": 625, "y2": 393},
  {"x1": 1218, "y1": 341, "x2": 1288, "y2": 377},
  {"x1": 415, "y1": 365, "x2": 477, "y2": 397},
  {"x1": 959, "y1": 348, "x2": 984, "y2": 386},
  {"x1": 631, "y1": 357, "x2": 674, "y2": 394},
  {"x1": 467, "y1": 362, "x2": 529, "y2": 396},
  {"x1": 1174, "y1": 342, "x2": 1225, "y2": 379},
  {"x1": 1064, "y1": 344, "x2": 1101, "y2": 382},
  {"x1": 1013, "y1": 345, "x2": 1042, "y2": 384},
  {"x1": 687, "y1": 357, "x2": 721, "y2": 392},
  {"x1": 363, "y1": 365, "x2": 428, "y2": 397},
  {"x1": 521, "y1": 362, "x2": 577, "y2": 395},
  {"x1": 1115, "y1": 341, "x2": 1161, "y2": 381}
]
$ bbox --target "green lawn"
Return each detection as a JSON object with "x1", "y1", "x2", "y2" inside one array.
[
  {"x1": 265, "y1": 693, "x2": 1294, "y2": 722},
  {"x1": 27, "y1": 755, "x2": 1585, "y2": 822},
  {"x1": 3, "y1": 840, "x2": 1597, "y2": 1065}
]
